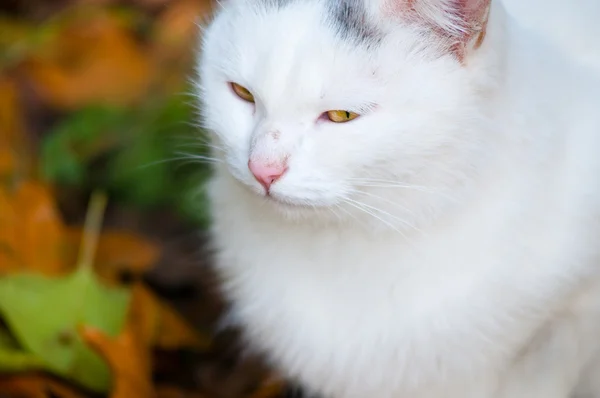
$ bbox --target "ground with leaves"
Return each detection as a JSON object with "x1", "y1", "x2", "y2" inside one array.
[{"x1": 0, "y1": 1, "x2": 293, "y2": 397}]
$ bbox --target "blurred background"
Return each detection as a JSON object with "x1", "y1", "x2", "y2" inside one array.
[{"x1": 0, "y1": 1, "x2": 288, "y2": 397}]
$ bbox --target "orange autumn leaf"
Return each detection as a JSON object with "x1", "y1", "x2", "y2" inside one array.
[
  {"x1": 152, "y1": 0, "x2": 210, "y2": 51},
  {"x1": 81, "y1": 279, "x2": 156, "y2": 398},
  {"x1": 0, "y1": 374, "x2": 86, "y2": 398},
  {"x1": 81, "y1": 325, "x2": 154, "y2": 398},
  {"x1": 23, "y1": 10, "x2": 151, "y2": 110},
  {"x1": 0, "y1": 146, "x2": 16, "y2": 179},
  {"x1": 0, "y1": 79, "x2": 17, "y2": 178},
  {"x1": 130, "y1": 283, "x2": 210, "y2": 350},
  {"x1": 81, "y1": 282, "x2": 208, "y2": 398},
  {"x1": 0, "y1": 78, "x2": 22, "y2": 149},
  {"x1": 0, "y1": 77, "x2": 33, "y2": 179},
  {"x1": 149, "y1": 0, "x2": 211, "y2": 92},
  {"x1": 64, "y1": 227, "x2": 160, "y2": 283},
  {"x1": 0, "y1": 181, "x2": 68, "y2": 275}
]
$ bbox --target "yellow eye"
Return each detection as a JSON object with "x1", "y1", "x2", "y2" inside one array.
[
  {"x1": 231, "y1": 82, "x2": 255, "y2": 103},
  {"x1": 326, "y1": 110, "x2": 359, "y2": 123}
]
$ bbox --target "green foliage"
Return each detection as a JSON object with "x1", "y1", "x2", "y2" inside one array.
[
  {"x1": 0, "y1": 329, "x2": 45, "y2": 372},
  {"x1": 41, "y1": 106, "x2": 129, "y2": 185},
  {"x1": 40, "y1": 94, "x2": 213, "y2": 227},
  {"x1": 0, "y1": 267, "x2": 130, "y2": 392}
]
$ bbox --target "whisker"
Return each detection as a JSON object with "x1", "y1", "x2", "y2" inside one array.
[
  {"x1": 352, "y1": 181, "x2": 435, "y2": 192},
  {"x1": 342, "y1": 198, "x2": 409, "y2": 239},
  {"x1": 137, "y1": 153, "x2": 222, "y2": 170},
  {"x1": 173, "y1": 151, "x2": 223, "y2": 162},
  {"x1": 350, "y1": 180, "x2": 456, "y2": 202},
  {"x1": 346, "y1": 188, "x2": 418, "y2": 218},
  {"x1": 173, "y1": 142, "x2": 227, "y2": 153},
  {"x1": 343, "y1": 197, "x2": 423, "y2": 236}
]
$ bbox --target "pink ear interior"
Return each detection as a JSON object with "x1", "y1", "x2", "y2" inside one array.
[{"x1": 385, "y1": 0, "x2": 491, "y2": 60}]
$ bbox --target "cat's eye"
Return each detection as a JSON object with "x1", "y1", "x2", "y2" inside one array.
[
  {"x1": 326, "y1": 110, "x2": 359, "y2": 123},
  {"x1": 231, "y1": 82, "x2": 255, "y2": 103}
]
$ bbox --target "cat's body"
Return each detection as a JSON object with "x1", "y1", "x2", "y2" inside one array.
[{"x1": 198, "y1": 0, "x2": 600, "y2": 397}]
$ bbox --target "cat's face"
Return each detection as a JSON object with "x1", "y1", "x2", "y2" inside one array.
[{"x1": 198, "y1": 0, "x2": 494, "y2": 225}]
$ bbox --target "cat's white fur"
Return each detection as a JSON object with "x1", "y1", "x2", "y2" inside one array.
[{"x1": 197, "y1": 0, "x2": 600, "y2": 396}]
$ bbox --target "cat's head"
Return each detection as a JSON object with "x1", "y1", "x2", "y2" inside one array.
[{"x1": 198, "y1": 0, "x2": 499, "y2": 229}]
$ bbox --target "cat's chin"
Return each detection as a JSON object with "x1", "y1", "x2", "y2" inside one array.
[
  {"x1": 264, "y1": 192, "x2": 323, "y2": 210},
  {"x1": 232, "y1": 175, "x2": 340, "y2": 220},
  {"x1": 258, "y1": 191, "x2": 340, "y2": 220}
]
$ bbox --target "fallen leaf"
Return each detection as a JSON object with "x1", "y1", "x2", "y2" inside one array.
[
  {"x1": 0, "y1": 76, "x2": 23, "y2": 146},
  {"x1": 0, "y1": 192, "x2": 131, "y2": 392},
  {"x1": 0, "y1": 267, "x2": 131, "y2": 392},
  {"x1": 0, "y1": 373, "x2": 87, "y2": 398},
  {"x1": 149, "y1": 0, "x2": 210, "y2": 92},
  {"x1": 130, "y1": 283, "x2": 209, "y2": 350},
  {"x1": 152, "y1": 0, "x2": 209, "y2": 51},
  {"x1": 0, "y1": 181, "x2": 67, "y2": 275},
  {"x1": 24, "y1": 10, "x2": 151, "y2": 109},
  {"x1": 0, "y1": 77, "x2": 32, "y2": 180},
  {"x1": 82, "y1": 325, "x2": 154, "y2": 398},
  {"x1": 0, "y1": 146, "x2": 16, "y2": 179},
  {"x1": 0, "y1": 328, "x2": 45, "y2": 372},
  {"x1": 81, "y1": 297, "x2": 154, "y2": 398}
]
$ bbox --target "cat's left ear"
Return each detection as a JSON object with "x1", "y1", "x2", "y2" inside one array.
[{"x1": 379, "y1": 0, "x2": 492, "y2": 60}]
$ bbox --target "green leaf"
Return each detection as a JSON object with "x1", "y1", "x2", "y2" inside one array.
[
  {"x1": 0, "y1": 267, "x2": 130, "y2": 392},
  {"x1": 0, "y1": 328, "x2": 45, "y2": 372}
]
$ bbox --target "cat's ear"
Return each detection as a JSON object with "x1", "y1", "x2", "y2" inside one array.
[{"x1": 380, "y1": 0, "x2": 491, "y2": 60}]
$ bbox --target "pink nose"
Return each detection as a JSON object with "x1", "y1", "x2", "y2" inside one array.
[{"x1": 248, "y1": 159, "x2": 287, "y2": 190}]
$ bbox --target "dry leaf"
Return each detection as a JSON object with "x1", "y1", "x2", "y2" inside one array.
[
  {"x1": 0, "y1": 146, "x2": 16, "y2": 178},
  {"x1": 0, "y1": 374, "x2": 86, "y2": 398},
  {"x1": 130, "y1": 283, "x2": 210, "y2": 350},
  {"x1": 0, "y1": 181, "x2": 67, "y2": 275},
  {"x1": 24, "y1": 11, "x2": 151, "y2": 109},
  {"x1": 64, "y1": 227, "x2": 160, "y2": 283},
  {"x1": 81, "y1": 325, "x2": 154, "y2": 398},
  {"x1": 0, "y1": 78, "x2": 22, "y2": 149},
  {"x1": 81, "y1": 282, "x2": 207, "y2": 398},
  {"x1": 152, "y1": 0, "x2": 210, "y2": 49},
  {"x1": 149, "y1": 0, "x2": 211, "y2": 92},
  {"x1": 81, "y1": 269, "x2": 154, "y2": 397},
  {"x1": 0, "y1": 77, "x2": 32, "y2": 179}
]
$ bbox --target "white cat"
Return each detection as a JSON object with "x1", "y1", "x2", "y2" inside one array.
[{"x1": 197, "y1": 0, "x2": 600, "y2": 397}]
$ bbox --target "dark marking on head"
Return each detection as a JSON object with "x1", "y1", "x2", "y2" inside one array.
[
  {"x1": 255, "y1": 0, "x2": 381, "y2": 46},
  {"x1": 326, "y1": 0, "x2": 382, "y2": 45}
]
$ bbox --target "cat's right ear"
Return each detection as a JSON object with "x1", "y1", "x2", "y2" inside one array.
[{"x1": 372, "y1": 0, "x2": 492, "y2": 60}]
